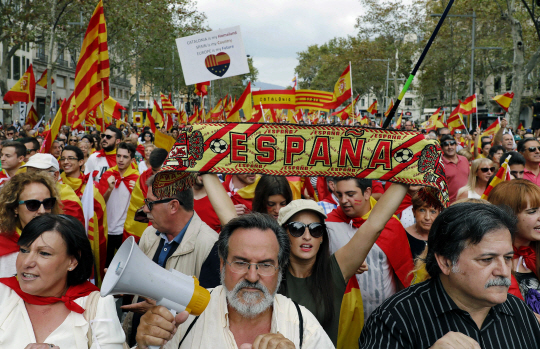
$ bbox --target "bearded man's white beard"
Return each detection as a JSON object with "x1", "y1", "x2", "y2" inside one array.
[{"x1": 220, "y1": 268, "x2": 282, "y2": 318}]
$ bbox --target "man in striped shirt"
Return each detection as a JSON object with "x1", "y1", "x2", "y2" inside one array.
[{"x1": 360, "y1": 203, "x2": 540, "y2": 349}]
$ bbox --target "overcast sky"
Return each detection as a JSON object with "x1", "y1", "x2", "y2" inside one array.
[{"x1": 195, "y1": 0, "x2": 365, "y2": 87}]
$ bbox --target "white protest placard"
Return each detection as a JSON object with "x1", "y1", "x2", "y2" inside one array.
[{"x1": 176, "y1": 26, "x2": 250, "y2": 86}]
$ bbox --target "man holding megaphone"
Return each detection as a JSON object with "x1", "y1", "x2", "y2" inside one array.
[{"x1": 134, "y1": 213, "x2": 333, "y2": 349}]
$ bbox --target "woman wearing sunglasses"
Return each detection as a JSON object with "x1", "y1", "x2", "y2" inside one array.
[
  {"x1": 0, "y1": 172, "x2": 61, "y2": 278},
  {"x1": 276, "y1": 184, "x2": 408, "y2": 345},
  {"x1": 456, "y1": 158, "x2": 495, "y2": 200}
]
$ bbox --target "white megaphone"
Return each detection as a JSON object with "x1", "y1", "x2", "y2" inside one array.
[{"x1": 101, "y1": 237, "x2": 211, "y2": 349}]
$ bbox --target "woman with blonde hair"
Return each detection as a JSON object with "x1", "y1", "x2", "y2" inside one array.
[
  {"x1": 456, "y1": 158, "x2": 495, "y2": 200},
  {"x1": 0, "y1": 172, "x2": 62, "y2": 278},
  {"x1": 488, "y1": 179, "x2": 540, "y2": 308}
]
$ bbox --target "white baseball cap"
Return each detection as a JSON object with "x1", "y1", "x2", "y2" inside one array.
[
  {"x1": 21, "y1": 153, "x2": 60, "y2": 172},
  {"x1": 277, "y1": 199, "x2": 327, "y2": 226}
]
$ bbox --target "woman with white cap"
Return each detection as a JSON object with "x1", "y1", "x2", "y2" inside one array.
[{"x1": 276, "y1": 183, "x2": 409, "y2": 345}]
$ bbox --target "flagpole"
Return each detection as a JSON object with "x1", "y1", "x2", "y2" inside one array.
[
  {"x1": 349, "y1": 61, "x2": 353, "y2": 114},
  {"x1": 475, "y1": 93, "x2": 478, "y2": 131},
  {"x1": 383, "y1": 0, "x2": 455, "y2": 128},
  {"x1": 100, "y1": 81, "x2": 105, "y2": 131}
]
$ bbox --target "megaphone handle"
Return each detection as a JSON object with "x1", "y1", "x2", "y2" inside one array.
[{"x1": 148, "y1": 309, "x2": 177, "y2": 349}]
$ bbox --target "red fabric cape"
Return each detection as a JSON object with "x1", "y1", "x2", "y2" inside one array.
[
  {"x1": 98, "y1": 166, "x2": 139, "y2": 195},
  {"x1": 139, "y1": 168, "x2": 153, "y2": 198},
  {"x1": 222, "y1": 176, "x2": 254, "y2": 211},
  {"x1": 194, "y1": 195, "x2": 222, "y2": 233},
  {"x1": 0, "y1": 233, "x2": 19, "y2": 257},
  {"x1": 326, "y1": 206, "x2": 414, "y2": 287},
  {"x1": 0, "y1": 276, "x2": 98, "y2": 314},
  {"x1": 514, "y1": 246, "x2": 537, "y2": 276},
  {"x1": 95, "y1": 149, "x2": 117, "y2": 168}
]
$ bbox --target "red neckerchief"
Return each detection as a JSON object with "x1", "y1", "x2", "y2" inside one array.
[
  {"x1": 95, "y1": 149, "x2": 117, "y2": 168},
  {"x1": 0, "y1": 233, "x2": 19, "y2": 257},
  {"x1": 74, "y1": 172, "x2": 91, "y2": 197},
  {"x1": 105, "y1": 164, "x2": 139, "y2": 194},
  {"x1": 326, "y1": 206, "x2": 365, "y2": 228},
  {"x1": 514, "y1": 245, "x2": 537, "y2": 276},
  {"x1": 0, "y1": 276, "x2": 98, "y2": 314}
]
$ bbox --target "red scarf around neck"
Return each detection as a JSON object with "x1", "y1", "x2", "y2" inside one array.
[
  {"x1": 514, "y1": 245, "x2": 537, "y2": 276},
  {"x1": 0, "y1": 233, "x2": 19, "y2": 257},
  {"x1": 0, "y1": 276, "x2": 98, "y2": 314},
  {"x1": 100, "y1": 164, "x2": 139, "y2": 194},
  {"x1": 326, "y1": 205, "x2": 366, "y2": 228},
  {"x1": 95, "y1": 149, "x2": 117, "y2": 168}
]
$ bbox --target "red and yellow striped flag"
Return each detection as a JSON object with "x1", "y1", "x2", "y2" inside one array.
[
  {"x1": 160, "y1": 93, "x2": 179, "y2": 115},
  {"x1": 384, "y1": 99, "x2": 394, "y2": 117},
  {"x1": 36, "y1": 69, "x2": 54, "y2": 89},
  {"x1": 492, "y1": 92, "x2": 514, "y2": 112},
  {"x1": 518, "y1": 122, "x2": 525, "y2": 131},
  {"x1": 40, "y1": 98, "x2": 68, "y2": 153},
  {"x1": 337, "y1": 277, "x2": 364, "y2": 349},
  {"x1": 227, "y1": 82, "x2": 252, "y2": 123},
  {"x1": 367, "y1": 100, "x2": 377, "y2": 115},
  {"x1": 447, "y1": 105, "x2": 466, "y2": 132},
  {"x1": 295, "y1": 89, "x2": 333, "y2": 111},
  {"x1": 481, "y1": 118, "x2": 501, "y2": 138},
  {"x1": 458, "y1": 94, "x2": 477, "y2": 115},
  {"x1": 188, "y1": 106, "x2": 198, "y2": 124},
  {"x1": 73, "y1": 0, "x2": 110, "y2": 129},
  {"x1": 194, "y1": 81, "x2": 210, "y2": 97},
  {"x1": 3, "y1": 64, "x2": 35, "y2": 105},
  {"x1": 144, "y1": 108, "x2": 156, "y2": 133},
  {"x1": 253, "y1": 90, "x2": 296, "y2": 110},
  {"x1": 395, "y1": 111, "x2": 403, "y2": 128},
  {"x1": 482, "y1": 155, "x2": 511, "y2": 199},
  {"x1": 330, "y1": 64, "x2": 352, "y2": 108},
  {"x1": 26, "y1": 105, "x2": 39, "y2": 128}
]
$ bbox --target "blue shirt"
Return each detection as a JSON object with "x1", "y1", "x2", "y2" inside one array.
[{"x1": 155, "y1": 216, "x2": 192, "y2": 267}]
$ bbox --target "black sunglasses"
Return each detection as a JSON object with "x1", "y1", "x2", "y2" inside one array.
[
  {"x1": 18, "y1": 197, "x2": 56, "y2": 212},
  {"x1": 286, "y1": 222, "x2": 326, "y2": 238},
  {"x1": 527, "y1": 146, "x2": 540, "y2": 152},
  {"x1": 144, "y1": 197, "x2": 178, "y2": 211},
  {"x1": 480, "y1": 167, "x2": 496, "y2": 173},
  {"x1": 442, "y1": 140, "x2": 457, "y2": 147},
  {"x1": 100, "y1": 134, "x2": 113, "y2": 140},
  {"x1": 26, "y1": 148, "x2": 36, "y2": 154}
]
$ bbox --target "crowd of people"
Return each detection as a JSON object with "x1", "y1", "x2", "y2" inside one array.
[{"x1": 1, "y1": 116, "x2": 540, "y2": 349}]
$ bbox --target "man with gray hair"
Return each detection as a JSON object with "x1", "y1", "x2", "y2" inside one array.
[
  {"x1": 360, "y1": 203, "x2": 540, "y2": 349},
  {"x1": 135, "y1": 213, "x2": 333, "y2": 349}
]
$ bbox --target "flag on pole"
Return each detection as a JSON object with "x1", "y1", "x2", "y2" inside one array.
[
  {"x1": 144, "y1": 108, "x2": 157, "y2": 133},
  {"x1": 366, "y1": 100, "x2": 377, "y2": 115},
  {"x1": 481, "y1": 155, "x2": 511, "y2": 199},
  {"x1": 447, "y1": 105, "x2": 466, "y2": 132},
  {"x1": 518, "y1": 122, "x2": 525, "y2": 131},
  {"x1": 36, "y1": 69, "x2": 54, "y2": 89},
  {"x1": 210, "y1": 98, "x2": 224, "y2": 120},
  {"x1": 457, "y1": 94, "x2": 477, "y2": 115},
  {"x1": 188, "y1": 106, "x2": 198, "y2": 124},
  {"x1": 395, "y1": 111, "x2": 403, "y2": 129},
  {"x1": 152, "y1": 100, "x2": 165, "y2": 127},
  {"x1": 25, "y1": 105, "x2": 39, "y2": 128},
  {"x1": 332, "y1": 95, "x2": 360, "y2": 120},
  {"x1": 289, "y1": 75, "x2": 297, "y2": 89},
  {"x1": 154, "y1": 130, "x2": 176, "y2": 152},
  {"x1": 423, "y1": 107, "x2": 444, "y2": 132},
  {"x1": 384, "y1": 99, "x2": 394, "y2": 117},
  {"x1": 73, "y1": 0, "x2": 110, "y2": 129},
  {"x1": 330, "y1": 64, "x2": 353, "y2": 108},
  {"x1": 3, "y1": 64, "x2": 35, "y2": 105},
  {"x1": 40, "y1": 99, "x2": 68, "y2": 153},
  {"x1": 194, "y1": 81, "x2": 210, "y2": 97},
  {"x1": 227, "y1": 82, "x2": 252, "y2": 123},
  {"x1": 481, "y1": 118, "x2": 501, "y2": 139},
  {"x1": 492, "y1": 92, "x2": 514, "y2": 112},
  {"x1": 250, "y1": 108, "x2": 264, "y2": 123},
  {"x1": 160, "y1": 93, "x2": 179, "y2": 115}
]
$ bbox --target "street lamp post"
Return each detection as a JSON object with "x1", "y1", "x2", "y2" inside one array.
[{"x1": 366, "y1": 58, "x2": 390, "y2": 115}]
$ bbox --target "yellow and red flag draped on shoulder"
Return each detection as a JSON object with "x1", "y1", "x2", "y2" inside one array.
[
  {"x1": 295, "y1": 89, "x2": 334, "y2": 111},
  {"x1": 337, "y1": 276, "x2": 364, "y2": 349},
  {"x1": 366, "y1": 100, "x2": 377, "y2": 115},
  {"x1": 253, "y1": 90, "x2": 296, "y2": 110},
  {"x1": 194, "y1": 81, "x2": 210, "y2": 97},
  {"x1": 447, "y1": 105, "x2": 466, "y2": 132},
  {"x1": 492, "y1": 92, "x2": 514, "y2": 112},
  {"x1": 26, "y1": 105, "x2": 39, "y2": 128},
  {"x1": 160, "y1": 93, "x2": 179, "y2": 115},
  {"x1": 329, "y1": 64, "x2": 352, "y2": 108},
  {"x1": 144, "y1": 108, "x2": 157, "y2": 133},
  {"x1": 40, "y1": 98, "x2": 68, "y2": 153},
  {"x1": 227, "y1": 82, "x2": 252, "y2": 123},
  {"x1": 152, "y1": 99, "x2": 165, "y2": 127},
  {"x1": 73, "y1": 0, "x2": 110, "y2": 129},
  {"x1": 482, "y1": 155, "x2": 511, "y2": 199},
  {"x1": 3, "y1": 64, "x2": 35, "y2": 105},
  {"x1": 458, "y1": 94, "x2": 477, "y2": 115},
  {"x1": 36, "y1": 69, "x2": 54, "y2": 89}
]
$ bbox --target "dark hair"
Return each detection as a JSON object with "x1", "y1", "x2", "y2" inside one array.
[
  {"x1": 82, "y1": 135, "x2": 95, "y2": 148},
  {"x1": 439, "y1": 134, "x2": 454, "y2": 144},
  {"x1": 141, "y1": 130, "x2": 154, "y2": 143},
  {"x1": 488, "y1": 145, "x2": 504, "y2": 159},
  {"x1": 20, "y1": 137, "x2": 40, "y2": 152},
  {"x1": 437, "y1": 127, "x2": 449, "y2": 136},
  {"x1": 500, "y1": 151, "x2": 526, "y2": 167},
  {"x1": 218, "y1": 213, "x2": 290, "y2": 269},
  {"x1": 62, "y1": 145, "x2": 84, "y2": 162},
  {"x1": 252, "y1": 176, "x2": 293, "y2": 214},
  {"x1": 146, "y1": 174, "x2": 194, "y2": 211},
  {"x1": 518, "y1": 137, "x2": 539, "y2": 152},
  {"x1": 425, "y1": 203, "x2": 516, "y2": 278},
  {"x1": 18, "y1": 215, "x2": 94, "y2": 286},
  {"x1": 91, "y1": 134, "x2": 101, "y2": 150},
  {"x1": 2, "y1": 140, "x2": 26, "y2": 157},
  {"x1": 7, "y1": 126, "x2": 17, "y2": 133},
  {"x1": 117, "y1": 142, "x2": 136, "y2": 159},
  {"x1": 481, "y1": 142, "x2": 491, "y2": 150},
  {"x1": 334, "y1": 177, "x2": 372, "y2": 194},
  {"x1": 148, "y1": 148, "x2": 169, "y2": 169},
  {"x1": 106, "y1": 125, "x2": 122, "y2": 140},
  {"x1": 280, "y1": 209, "x2": 334, "y2": 327}
]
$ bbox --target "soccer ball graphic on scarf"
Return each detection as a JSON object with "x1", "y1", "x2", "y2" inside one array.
[
  {"x1": 394, "y1": 148, "x2": 414, "y2": 163},
  {"x1": 210, "y1": 139, "x2": 229, "y2": 154}
]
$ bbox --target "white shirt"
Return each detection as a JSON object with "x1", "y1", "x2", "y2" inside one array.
[
  {"x1": 138, "y1": 161, "x2": 148, "y2": 175},
  {"x1": 0, "y1": 253, "x2": 17, "y2": 278},
  {"x1": 84, "y1": 153, "x2": 111, "y2": 182},
  {"x1": 0, "y1": 284, "x2": 125, "y2": 349},
  {"x1": 106, "y1": 181, "x2": 131, "y2": 235},
  {"x1": 163, "y1": 285, "x2": 334, "y2": 349}
]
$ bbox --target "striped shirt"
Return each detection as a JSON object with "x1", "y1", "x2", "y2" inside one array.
[{"x1": 359, "y1": 277, "x2": 540, "y2": 349}]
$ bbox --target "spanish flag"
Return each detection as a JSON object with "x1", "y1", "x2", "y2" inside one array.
[
  {"x1": 492, "y1": 92, "x2": 514, "y2": 112},
  {"x1": 154, "y1": 130, "x2": 176, "y2": 152},
  {"x1": 152, "y1": 99, "x2": 165, "y2": 127},
  {"x1": 250, "y1": 107, "x2": 264, "y2": 123},
  {"x1": 40, "y1": 98, "x2": 68, "y2": 153},
  {"x1": 447, "y1": 105, "x2": 466, "y2": 132},
  {"x1": 331, "y1": 64, "x2": 352, "y2": 108},
  {"x1": 26, "y1": 105, "x2": 39, "y2": 128},
  {"x1": 253, "y1": 89, "x2": 296, "y2": 110},
  {"x1": 518, "y1": 122, "x2": 525, "y2": 131},
  {"x1": 36, "y1": 69, "x2": 54, "y2": 89},
  {"x1": 337, "y1": 277, "x2": 364, "y2": 349},
  {"x1": 73, "y1": 0, "x2": 110, "y2": 129},
  {"x1": 458, "y1": 94, "x2": 477, "y2": 115},
  {"x1": 366, "y1": 100, "x2": 377, "y2": 115},
  {"x1": 384, "y1": 99, "x2": 394, "y2": 117},
  {"x1": 194, "y1": 81, "x2": 210, "y2": 97},
  {"x1": 332, "y1": 95, "x2": 360, "y2": 121},
  {"x1": 227, "y1": 82, "x2": 252, "y2": 122},
  {"x1": 482, "y1": 155, "x2": 511, "y2": 199},
  {"x1": 3, "y1": 64, "x2": 35, "y2": 105},
  {"x1": 481, "y1": 118, "x2": 501, "y2": 138},
  {"x1": 188, "y1": 106, "x2": 198, "y2": 124},
  {"x1": 210, "y1": 98, "x2": 224, "y2": 120},
  {"x1": 144, "y1": 108, "x2": 157, "y2": 133},
  {"x1": 395, "y1": 111, "x2": 403, "y2": 128}
]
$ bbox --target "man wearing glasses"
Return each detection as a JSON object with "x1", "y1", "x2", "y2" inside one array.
[
  {"x1": 5, "y1": 126, "x2": 17, "y2": 140},
  {"x1": 518, "y1": 137, "x2": 540, "y2": 185},
  {"x1": 135, "y1": 214, "x2": 332, "y2": 349},
  {"x1": 440, "y1": 134, "x2": 470, "y2": 202},
  {"x1": 84, "y1": 126, "x2": 122, "y2": 181},
  {"x1": 0, "y1": 141, "x2": 26, "y2": 188},
  {"x1": 20, "y1": 137, "x2": 40, "y2": 162}
]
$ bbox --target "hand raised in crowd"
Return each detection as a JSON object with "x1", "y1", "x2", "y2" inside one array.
[
  {"x1": 129, "y1": 180, "x2": 136, "y2": 191},
  {"x1": 430, "y1": 332, "x2": 481, "y2": 349},
  {"x1": 24, "y1": 345, "x2": 60, "y2": 349},
  {"x1": 135, "y1": 305, "x2": 189, "y2": 349},
  {"x1": 107, "y1": 175, "x2": 116, "y2": 189},
  {"x1": 121, "y1": 297, "x2": 156, "y2": 314},
  {"x1": 240, "y1": 332, "x2": 295, "y2": 349},
  {"x1": 235, "y1": 204, "x2": 250, "y2": 215},
  {"x1": 356, "y1": 261, "x2": 369, "y2": 274},
  {"x1": 501, "y1": 118, "x2": 508, "y2": 129}
]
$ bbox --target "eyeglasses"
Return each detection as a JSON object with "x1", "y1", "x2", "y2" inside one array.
[
  {"x1": 527, "y1": 146, "x2": 540, "y2": 152},
  {"x1": 441, "y1": 140, "x2": 457, "y2": 147},
  {"x1": 69, "y1": 139, "x2": 78, "y2": 143},
  {"x1": 18, "y1": 197, "x2": 56, "y2": 211},
  {"x1": 480, "y1": 167, "x2": 496, "y2": 173},
  {"x1": 26, "y1": 149, "x2": 36, "y2": 154},
  {"x1": 100, "y1": 134, "x2": 113, "y2": 140},
  {"x1": 59, "y1": 156, "x2": 79, "y2": 162},
  {"x1": 143, "y1": 197, "x2": 178, "y2": 211},
  {"x1": 226, "y1": 260, "x2": 278, "y2": 276},
  {"x1": 6, "y1": 132, "x2": 14, "y2": 136},
  {"x1": 285, "y1": 221, "x2": 326, "y2": 238}
]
